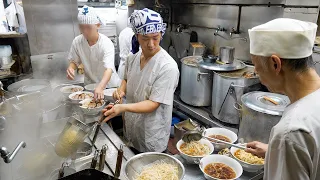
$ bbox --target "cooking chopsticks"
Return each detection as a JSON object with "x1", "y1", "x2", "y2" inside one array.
[
  {"x1": 263, "y1": 96, "x2": 279, "y2": 105},
  {"x1": 204, "y1": 136, "x2": 246, "y2": 150}
]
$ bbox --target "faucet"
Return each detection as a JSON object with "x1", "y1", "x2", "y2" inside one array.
[
  {"x1": 1, "y1": 141, "x2": 26, "y2": 163},
  {"x1": 214, "y1": 26, "x2": 226, "y2": 36}
]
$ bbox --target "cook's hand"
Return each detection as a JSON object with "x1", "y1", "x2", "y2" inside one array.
[
  {"x1": 112, "y1": 88, "x2": 125, "y2": 101},
  {"x1": 101, "y1": 104, "x2": 124, "y2": 123},
  {"x1": 245, "y1": 141, "x2": 268, "y2": 158},
  {"x1": 67, "y1": 67, "x2": 75, "y2": 80},
  {"x1": 94, "y1": 86, "x2": 104, "y2": 100}
]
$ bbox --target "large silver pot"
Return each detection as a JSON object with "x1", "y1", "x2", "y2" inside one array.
[
  {"x1": 180, "y1": 56, "x2": 212, "y2": 106},
  {"x1": 238, "y1": 92, "x2": 290, "y2": 143},
  {"x1": 211, "y1": 66, "x2": 260, "y2": 124},
  {"x1": 8, "y1": 79, "x2": 51, "y2": 95}
]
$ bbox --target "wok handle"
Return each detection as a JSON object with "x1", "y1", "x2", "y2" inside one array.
[{"x1": 114, "y1": 145, "x2": 124, "y2": 178}]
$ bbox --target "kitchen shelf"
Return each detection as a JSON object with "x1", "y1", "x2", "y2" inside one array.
[
  {"x1": 78, "y1": 1, "x2": 115, "y2": 7},
  {"x1": 0, "y1": 33, "x2": 26, "y2": 38}
]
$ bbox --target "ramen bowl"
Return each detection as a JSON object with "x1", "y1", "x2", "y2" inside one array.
[
  {"x1": 177, "y1": 139, "x2": 214, "y2": 164},
  {"x1": 230, "y1": 146, "x2": 264, "y2": 172},
  {"x1": 199, "y1": 154, "x2": 243, "y2": 180},
  {"x1": 60, "y1": 85, "x2": 84, "y2": 95},
  {"x1": 125, "y1": 152, "x2": 185, "y2": 180},
  {"x1": 68, "y1": 91, "x2": 94, "y2": 102},
  {"x1": 203, "y1": 127, "x2": 237, "y2": 151},
  {"x1": 79, "y1": 98, "x2": 106, "y2": 116}
]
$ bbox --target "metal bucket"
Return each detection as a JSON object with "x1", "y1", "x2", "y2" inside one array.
[
  {"x1": 180, "y1": 56, "x2": 212, "y2": 106},
  {"x1": 238, "y1": 92, "x2": 290, "y2": 143},
  {"x1": 211, "y1": 66, "x2": 260, "y2": 124}
]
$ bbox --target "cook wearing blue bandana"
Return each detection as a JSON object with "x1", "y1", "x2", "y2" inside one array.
[{"x1": 102, "y1": 8, "x2": 180, "y2": 153}]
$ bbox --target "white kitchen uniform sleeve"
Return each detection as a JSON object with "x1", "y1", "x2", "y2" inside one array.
[
  {"x1": 68, "y1": 38, "x2": 81, "y2": 66},
  {"x1": 264, "y1": 131, "x2": 314, "y2": 180},
  {"x1": 149, "y1": 65, "x2": 179, "y2": 105},
  {"x1": 264, "y1": 88, "x2": 320, "y2": 180},
  {"x1": 101, "y1": 39, "x2": 115, "y2": 70}
]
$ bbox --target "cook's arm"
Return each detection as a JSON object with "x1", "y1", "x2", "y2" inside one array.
[
  {"x1": 102, "y1": 100, "x2": 159, "y2": 122},
  {"x1": 97, "y1": 68, "x2": 113, "y2": 89},
  {"x1": 122, "y1": 100, "x2": 159, "y2": 113},
  {"x1": 68, "y1": 62, "x2": 78, "y2": 70}
]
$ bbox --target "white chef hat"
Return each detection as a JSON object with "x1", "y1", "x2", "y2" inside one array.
[
  {"x1": 249, "y1": 18, "x2": 317, "y2": 59},
  {"x1": 78, "y1": 5, "x2": 102, "y2": 25}
]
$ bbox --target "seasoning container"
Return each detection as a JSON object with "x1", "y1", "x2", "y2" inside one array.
[
  {"x1": 188, "y1": 42, "x2": 206, "y2": 56},
  {"x1": 238, "y1": 91, "x2": 290, "y2": 143}
]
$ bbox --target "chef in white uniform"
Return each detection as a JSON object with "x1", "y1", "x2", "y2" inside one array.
[
  {"x1": 67, "y1": 5, "x2": 121, "y2": 99},
  {"x1": 246, "y1": 18, "x2": 320, "y2": 180},
  {"x1": 118, "y1": 25, "x2": 134, "y2": 79},
  {"x1": 102, "y1": 8, "x2": 179, "y2": 153}
]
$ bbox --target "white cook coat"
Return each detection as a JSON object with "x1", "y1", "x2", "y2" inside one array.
[
  {"x1": 68, "y1": 33, "x2": 121, "y2": 88},
  {"x1": 264, "y1": 88, "x2": 320, "y2": 180},
  {"x1": 123, "y1": 48, "x2": 179, "y2": 152},
  {"x1": 118, "y1": 27, "x2": 134, "y2": 79}
]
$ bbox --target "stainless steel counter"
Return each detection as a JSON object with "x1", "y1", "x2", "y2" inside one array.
[
  {"x1": 173, "y1": 94, "x2": 264, "y2": 180},
  {"x1": 173, "y1": 94, "x2": 238, "y2": 133},
  {"x1": 0, "y1": 91, "x2": 133, "y2": 180}
]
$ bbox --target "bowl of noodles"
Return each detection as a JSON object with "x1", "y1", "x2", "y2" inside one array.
[
  {"x1": 203, "y1": 127, "x2": 237, "y2": 151},
  {"x1": 230, "y1": 146, "x2": 265, "y2": 172},
  {"x1": 199, "y1": 154, "x2": 243, "y2": 180},
  {"x1": 177, "y1": 139, "x2": 214, "y2": 164},
  {"x1": 125, "y1": 152, "x2": 185, "y2": 180}
]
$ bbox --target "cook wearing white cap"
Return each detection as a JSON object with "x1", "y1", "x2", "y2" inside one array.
[
  {"x1": 246, "y1": 18, "x2": 320, "y2": 180},
  {"x1": 67, "y1": 5, "x2": 121, "y2": 99},
  {"x1": 101, "y1": 8, "x2": 179, "y2": 153}
]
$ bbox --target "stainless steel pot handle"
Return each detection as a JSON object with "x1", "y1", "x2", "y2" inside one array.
[
  {"x1": 197, "y1": 72, "x2": 210, "y2": 81},
  {"x1": 233, "y1": 102, "x2": 242, "y2": 111}
]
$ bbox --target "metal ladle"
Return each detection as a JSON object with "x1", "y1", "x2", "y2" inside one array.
[{"x1": 182, "y1": 130, "x2": 246, "y2": 150}]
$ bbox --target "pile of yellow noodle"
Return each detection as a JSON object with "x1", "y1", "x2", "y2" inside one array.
[
  {"x1": 234, "y1": 149, "x2": 264, "y2": 165},
  {"x1": 180, "y1": 141, "x2": 210, "y2": 156},
  {"x1": 135, "y1": 161, "x2": 179, "y2": 180}
]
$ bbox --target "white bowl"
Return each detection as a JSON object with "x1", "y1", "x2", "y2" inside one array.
[
  {"x1": 84, "y1": 83, "x2": 98, "y2": 92},
  {"x1": 199, "y1": 154, "x2": 243, "y2": 180},
  {"x1": 59, "y1": 85, "x2": 84, "y2": 94},
  {"x1": 230, "y1": 146, "x2": 264, "y2": 172},
  {"x1": 79, "y1": 98, "x2": 106, "y2": 116},
  {"x1": 203, "y1": 127, "x2": 237, "y2": 151},
  {"x1": 176, "y1": 139, "x2": 214, "y2": 164},
  {"x1": 68, "y1": 91, "x2": 94, "y2": 102}
]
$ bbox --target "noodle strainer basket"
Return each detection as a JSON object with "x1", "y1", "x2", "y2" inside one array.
[{"x1": 54, "y1": 116, "x2": 92, "y2": 158}]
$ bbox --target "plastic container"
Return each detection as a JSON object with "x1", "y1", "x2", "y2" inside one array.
[
  {"x1": 0, "y1": 45, "x2": 12, "y2": 57},
  {"x1": 170, "y1": 117, "x2": 180, "y2": 138}
]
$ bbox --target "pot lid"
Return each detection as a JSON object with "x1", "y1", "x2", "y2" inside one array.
[
  {"x1": 198, "y1": 59, "x2": 246, "y2": 71},
  {"x1": 241, "y1": 91, "x2": 290, "y2": 116},
  {"x1": 215, "y1": 66, "x2": 259, "y2": 79},
  {"x1": 181, "y1": 56, "x2": 203, "y2": 67}
]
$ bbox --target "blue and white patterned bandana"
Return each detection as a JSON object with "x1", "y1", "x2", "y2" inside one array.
[{"x1": 129, "y1": 8, "x2": 166, "y2": 36}]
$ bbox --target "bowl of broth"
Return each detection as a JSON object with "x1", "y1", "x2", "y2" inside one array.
[
  {"x1": 203, "y1": 128, "x2": 237, "y2": 151},
  {"x1": 199, "y1": 154, "x2": 243, "y2": 180}
]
